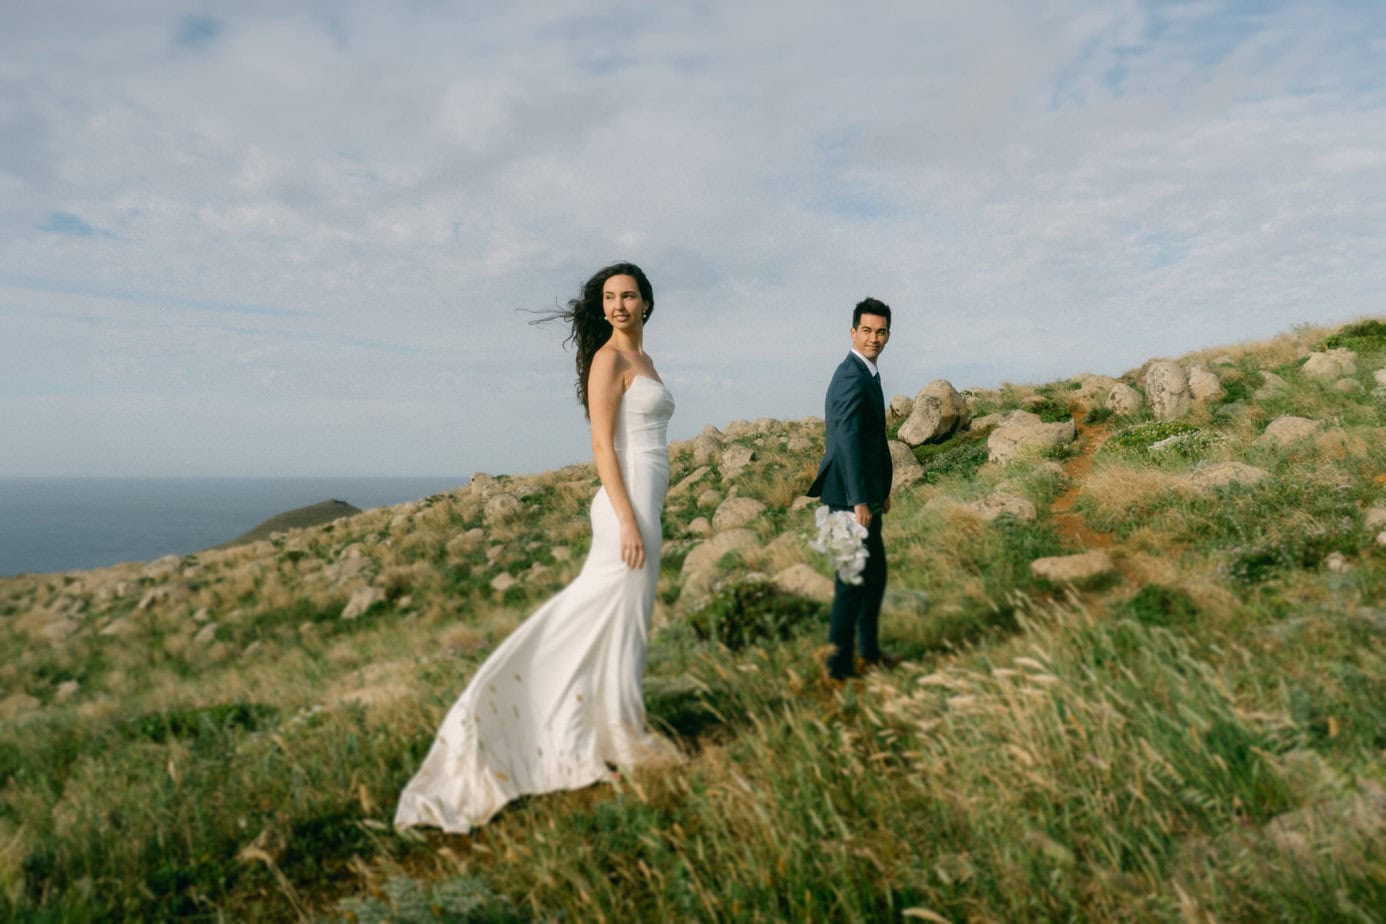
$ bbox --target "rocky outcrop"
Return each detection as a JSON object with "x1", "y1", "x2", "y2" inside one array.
[
  {"x1": 888, "y1": 440, "x2": 925, "y2": 487},
  {"x1": 1255, "y1": 416, "x2": 1320, "y2": 449},
  {"x1": 898, "y1": 379, "x2": 970, "y2": 446},
  {"x1": 1144, "y1": 361, "x2": 1191, "y2": 421},
  {"x1": 1302, "y1": 349, "x2": 1357, "y2": 382},
  {"x1": 986, "y1": 411, "x2": 1076, "y2": 463},
  {"x1": 1178, "y1": 461, "x2": 1271, "y2": 491},
  {"x1": 1030, "y1": 550, "x2": 1114, "y2": 585},
  {"x1": 1187, "y1": 365, "x2": 1224, "y2": 402},
  {"x1": 711, "y1": 497, "x2": 767, "y2": 532}
]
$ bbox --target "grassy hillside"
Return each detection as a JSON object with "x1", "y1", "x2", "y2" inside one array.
[{"x1": 2, "y1": 320, "x2": 1383, "y2": 922}]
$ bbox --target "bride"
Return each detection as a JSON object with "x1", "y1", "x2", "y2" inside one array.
[{"x1": 395, "y1": 262, "x2": 677, "y2": 833}]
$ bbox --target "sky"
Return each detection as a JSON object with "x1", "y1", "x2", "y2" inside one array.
[{"x1": 2, "y1": 1, "x2": 1384, "y2": 478}]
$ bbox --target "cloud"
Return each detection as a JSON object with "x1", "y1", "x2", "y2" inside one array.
[{"x1": 1, "y1": 1, "x2": 1383, "y2": 475}]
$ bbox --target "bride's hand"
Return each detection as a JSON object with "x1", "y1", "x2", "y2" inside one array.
[{"x1": 620, "y1": 518, "x2": 645, "y2": 570}]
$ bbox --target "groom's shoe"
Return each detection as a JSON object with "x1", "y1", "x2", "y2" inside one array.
[{"x1": 861, "y1": 653, "x2": 903, "y2": 674}]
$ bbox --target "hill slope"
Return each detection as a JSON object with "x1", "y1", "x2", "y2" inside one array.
[{"x1": 1, "y1": 320, "x2": 1383, "y2": 921}]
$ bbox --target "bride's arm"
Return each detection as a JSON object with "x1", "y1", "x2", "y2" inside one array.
[{"x1": 588, "y1": 350, "x2": 644, "y2": 570}]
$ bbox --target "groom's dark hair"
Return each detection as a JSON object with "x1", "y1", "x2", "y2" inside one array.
[{"x1": 852, "y1": 297, "x2": 891, "y2": 329}]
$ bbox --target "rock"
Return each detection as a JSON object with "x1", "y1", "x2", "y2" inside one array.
[
  {"x1": 969, "y1": 412, "x2": 1004, "y2": 432},
  {"x1": 193, "y1": 607, "x2": 211, "y2": 623},
  {"x1": 679, "y1": 528, "x2": 759, "y2": 608},
  {"x1": 712, "y1": 496, "x2": 767, "y2": 531},
  {"x1": 888, "y1": 440, "x2": 925, "y2": 487},
  {"x1": 786, "y1": 436, "x2": 814, "y2": 453},
  {"x1": 696, "y1": 488, "x2": 724, "y2": 509},
  {"x1": 1255, "y1": 416, "x2": 1320, "y2": 449},
  {"x1": 723, "y1": 420, "x2": 755, "y2": 439},
  {"x1": 686, "y1": 516, "x2": 712, "y2": 537},
  {"x1": 42, "y1": 619, "x2": 80, "y2": 642},
  {"x1": 1255, "y1": 370, "x2": 1289, "y2": 398},
  {"x1": 551, "y1": 545, "x2": 571, "y2": 561},
  {"x1": 341, "y1": 586, "x2": 386, "y2": 619},
  {"x1": 1178, "y1": 461, "x2": 1271, "y2": 491},
  {"x1": 490, "y1": 572, "x2": 517, "y2": 593},
  {"x1": 1144, "y1": 361, "x2": 1192, "y2": 421},
  {"x1": 1074, "y1": 375, "x2": 1119, "y2": 408},
  {"x1": 136, "y1": 586, "x2": 174, "y2": 612},
  {"x1": 720, "y1": 444, "x2": 756, "y2": 476},
  {"x1": 898, "y1": 379, "x2": 970, "y2": 446},
  {"x1": 1334, "y1": 379, "x2": 1363, "y2": 394},
  {"x1": 1377, "y1": 530, "x2": 1386, "y2": 548},
  {"x1": 962, "y1": 493, "x2": 1038, "y2": 522},
  {"x1": 1365, "y1": 507, "x2": 1386, "y2": 530},
  {"x1": 691, "y1": 427, "x2": 724, "y2": 465},
  {"x1": 772, "y1": 563, "x2": 834, "y2": 602},
  {"x1": 193, "y1": 622, "x2": 219, "y2": 645},
  {"x1": 1302, "y1": 348, "x2": 1357, "y2": 381},
  {"x1": 467, "y1": 472, "x2": 500, "y2": 499},
  {"x1": 1187, "y1": 365, "x2": 1225, "y2": 402},
  {"x1": 1030, "y1": 550, "x2": 1115, "y2": 585},
  {"x1": 986, "y1": 411, "x2": 1076, "y2": 463},
  {"x1": 55, "y1": 680, "x2": 80, "y2": 703},
  {"x1": 483, "y1": 493, "x2": 522, "y2": 525},
  {"x1": 99, "y1": 618, "x2": 134, "y2": 637},
  {"x1": 670, "y1": 466, "x2": 711, "y2": 497},
  {"x1": 1375, "y1": 368, "x2": 1386, "y2": 386},
  {"x1": 445, "y1": 528, "x2": 485, "y2": 556},
  {"x1": 887, "y1": 394, "x2": 914, "y2": 424},
  {"x1": 1324, "y1": 552, "x2": 1351, "y2": 574}
]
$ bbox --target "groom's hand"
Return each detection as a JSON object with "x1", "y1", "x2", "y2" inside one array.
[{"x1": 854, "y1": 503, "x2": 871, "y2": 528}]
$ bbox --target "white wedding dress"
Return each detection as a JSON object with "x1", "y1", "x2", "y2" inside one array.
[{"x1": 395, "y1": 376, "x2": 676, "y2": 833}]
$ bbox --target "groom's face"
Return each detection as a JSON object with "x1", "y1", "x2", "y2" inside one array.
[{"x1": 851, "y1": 313, "x2": 890, "y2": 362}]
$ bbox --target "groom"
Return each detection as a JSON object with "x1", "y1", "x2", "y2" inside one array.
[{"x1": 808, "y1": 297, "x2": 895, "y2": 680}]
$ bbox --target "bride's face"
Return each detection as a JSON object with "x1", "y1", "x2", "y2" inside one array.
[{"x1": 602, "y1": 274, "x2": 645, "y2": 333}]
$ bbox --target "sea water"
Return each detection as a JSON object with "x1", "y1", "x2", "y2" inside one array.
[{"x1": 0, "y1": 476, "x2": 465, "y2": 577}]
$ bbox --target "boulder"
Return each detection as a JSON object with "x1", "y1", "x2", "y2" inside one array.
[
  {"x1": 1178, "y1": 461, "x2": 1271, "y2": 491},
  {"x1": 686, "y1": 516, "x2": 712, "y2": 537},
  {"x1": 786, "y1": 436, "x2": 814, "y2": 453},
  {"x1": 887, "y1": 394, "x2": 914, "y2": 425},
  {"x1": 772, "y1": 563, "x2": 834, "y2": 602},
  {"x1": 482, "y1": 493, "x2": 522, "y2": 525},
  {"x1": 961, "y1": 493, "x2": 1037, "y2": 523},
  {"x1": 1030, "y1": 550, "x2": 1114, "y2": 585},
  {"x1": 720, "y1": 444, "x2": 756, "y2": 477},
  {"x1": 341, "y1": 586, "x2": 386, "y2": 619},
  {"x1": 712, "y1": 496, "x2": 767, "y2": 532},
  {"x1": 1074, "y1": 375, "x2": 1119, "y2": 408},
  {"x1": 1255, "y1": 416, "x2": 1320, "y2": 449},
  {"x1": 1302, "y1": 348, "x2": 1357, "y2": 381},
  {"x1": 679, "y1": 528, "x2": 758, "y2": 608},
  {"x1": 986, "y1": 411, "x2": 1076, "y2": 463},
  {"x1": 691, "y1": 427, "x2": 724, "y2": 465},
  {"x1": 1144, "y1": 361, "x2": 1192, "y2": 421},
  {"x1": 1187, "y1": 365, "x2": 1225, "y2": 402},
  {"x1": 489, "y1": 573, "x2": 517, "y2": 594},
  {"x1": 898, "y1": 379, "x2": 970, "y2": 446},
  {"x1": 1106, "y1": 383, "x2": 1142, "y2": 415},
  {"x1": 669, "y1": 465, "x2": 711, "y2": 497},
  {"x1": 1375, "y1": 368, "x2": 1386, "y2": 386},
  {"x1": 888, "y1": 440, "x2": 925, "y2": 487},
  {"x1": 1364, "y1": 506, "x2": 1386, "y2": 530},
  {"x1": 696, "y1": 489, "x2": 724, "y2": 509},
  {"x1": 1255, "y1": 371, "x2": 1289, "y2": 399}
]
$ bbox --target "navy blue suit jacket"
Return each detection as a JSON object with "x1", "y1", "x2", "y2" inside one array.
[{"x1": 808, "y1": 353, "x2": 893, "y2": 508}]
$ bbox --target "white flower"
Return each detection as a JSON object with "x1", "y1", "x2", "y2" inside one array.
[{"x1": 809, "y1": 505, "x2": 869, "y2": 585}]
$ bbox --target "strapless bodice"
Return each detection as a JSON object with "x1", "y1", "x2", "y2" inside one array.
[{"x1": 613, "y1": 376, "x2": 675, "y2": 452}]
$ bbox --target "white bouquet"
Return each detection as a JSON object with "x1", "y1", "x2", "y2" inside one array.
[{"x1": 810, "y1": 505, "x2": 869, "y2": 585}]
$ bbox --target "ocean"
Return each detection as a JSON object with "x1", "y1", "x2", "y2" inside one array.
[{"x1": 0, "y1": 476, "x2": 467, "y2": 578}]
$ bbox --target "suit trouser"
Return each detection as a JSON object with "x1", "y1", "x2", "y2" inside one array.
[{"x1": 826, "y1": 509, "x2": 887, "y2": 678}]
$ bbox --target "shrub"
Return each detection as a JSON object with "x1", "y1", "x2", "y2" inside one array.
[
  {"x1": 686, "y1": 579, "x2": 823, "y2": 650},
  {"x1": 1116, "y1": 585, "x2": 1199, "y2": 627},
  {"x1": 1100, "y1": 421, "x2": 1200, "y2": 457},
  {"x1": 1318, "y1": 319, "x2": 1386, "y2": 353},
  {"x1": 914, "y1": 430, "x2": 990, "y2": 483}
]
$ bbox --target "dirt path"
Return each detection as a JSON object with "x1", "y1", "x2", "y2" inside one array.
[{"x1": 1049, "y1": 413, "x2": 1117, "y2": 551}]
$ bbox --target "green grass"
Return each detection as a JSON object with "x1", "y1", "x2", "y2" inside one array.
[{"x1": 2, "y1": 319, "x2": 1385, "y2": 921}]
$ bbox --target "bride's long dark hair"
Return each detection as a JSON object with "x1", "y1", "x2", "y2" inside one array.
[{"x1": 533, "y1": 262, "x2": 654, "y2": 418}]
